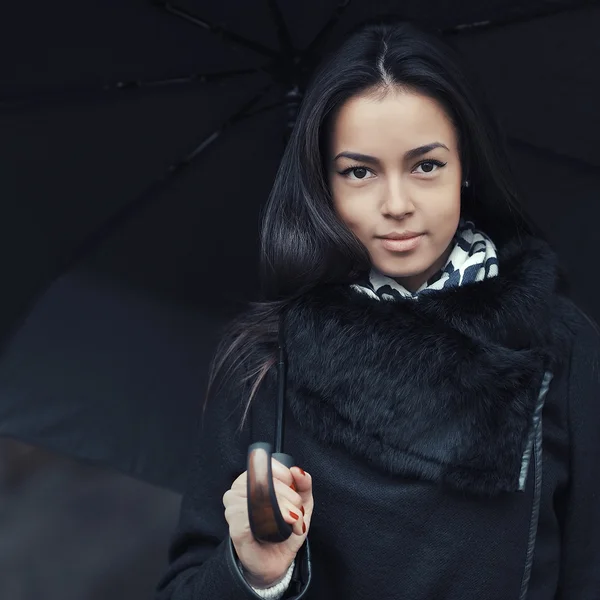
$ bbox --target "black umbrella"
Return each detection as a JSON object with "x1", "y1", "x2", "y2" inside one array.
[{"x1": 1, "y1": 0, "x2": 599, "y2": 495}]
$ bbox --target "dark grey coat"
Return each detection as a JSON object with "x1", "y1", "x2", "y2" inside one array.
[{"x1": 155, "y1": 235, "x2": 600, "y2": 599}]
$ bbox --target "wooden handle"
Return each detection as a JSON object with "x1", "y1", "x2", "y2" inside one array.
[{"x1": 247, "y1": 442, "x2": 295, "y2": 543}]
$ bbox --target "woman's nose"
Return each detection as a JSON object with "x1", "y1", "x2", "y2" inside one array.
[{"x1": 382, "y1": 181, "x2": 414, "y2": 217}]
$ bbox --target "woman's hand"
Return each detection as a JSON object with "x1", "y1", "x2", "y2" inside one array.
[{"x1": 223, "y1": 459, "x2": 314, "y2": 588}]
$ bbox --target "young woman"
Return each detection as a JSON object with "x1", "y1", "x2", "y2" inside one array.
[{"x1": 155, "y1": 19, "x2": 599, "y2": 600}]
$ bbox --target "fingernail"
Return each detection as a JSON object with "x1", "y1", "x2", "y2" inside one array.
[
  {"x1": 290, "y1": 482, "x2": 297, "y2": 491},
  {"x1": 289, "y1": 510, "x2": 299, "y2": 520},
  {"x1": 302, "y1": 522, "x2": 306, "y2": 534},
  {"x1": 298, "y1": 467, "x2": 306, "y2": 476},
  {"x1": 300, "y1": 505, "x2": 305, "y2": 515}
]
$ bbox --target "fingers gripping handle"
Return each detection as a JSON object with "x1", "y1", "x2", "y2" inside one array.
[{"x1": 247, "y1": 442, "x2": 295, "y2": 543}]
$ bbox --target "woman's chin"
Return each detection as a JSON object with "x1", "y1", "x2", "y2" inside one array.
[{"x1": 371, "y1": 254, "x2": 433, "y2": 280}]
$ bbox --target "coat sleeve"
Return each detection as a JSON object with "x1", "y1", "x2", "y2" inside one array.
[
  {"x1": 154, "y1": 366, "x2": 312, "y2": 600},
  {"x1": 556, "y1": 318, "x2": 600, "y2": 598}
]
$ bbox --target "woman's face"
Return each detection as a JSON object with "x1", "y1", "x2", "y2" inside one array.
[{"x1": 327, "y1": 87, "x2": 462, "y2": 291}]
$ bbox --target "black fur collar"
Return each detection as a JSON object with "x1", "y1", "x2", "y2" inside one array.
[{"x1": 282, "y1": 236, "x2": 577, "y2": 496}]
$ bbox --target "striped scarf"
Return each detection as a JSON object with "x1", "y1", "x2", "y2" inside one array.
[{"x1": 351, "y1": 220, "x2": 499, "y2": 301}]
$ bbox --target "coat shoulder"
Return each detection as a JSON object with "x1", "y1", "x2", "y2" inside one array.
[
  {"x1": 561, "y1": 300, "x2": 600, "y2": 368},
  {"x1": 557, "y1": 300, "x2": 600, "y2": 438}
]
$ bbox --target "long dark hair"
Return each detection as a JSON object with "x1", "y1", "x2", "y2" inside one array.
[{"x1": 204, "y1": 18, "x2": 541, "y2": 428}]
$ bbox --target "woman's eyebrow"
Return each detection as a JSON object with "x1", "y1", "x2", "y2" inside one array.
[{"x1": 333, "y1": 142, "x2": 450, "y2": 165}]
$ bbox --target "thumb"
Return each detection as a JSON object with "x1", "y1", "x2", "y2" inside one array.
[{"x1": 290, "y1": 466, "x2": 312, "y2": 498}]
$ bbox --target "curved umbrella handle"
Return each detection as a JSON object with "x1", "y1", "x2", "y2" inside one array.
[{"x1": 247, "y1": 442, "x2": 295, "y2": 543}]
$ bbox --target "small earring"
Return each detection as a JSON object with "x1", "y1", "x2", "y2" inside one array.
[{"x1": 462, "y1": 180, "x2": 470, "y2": 188}]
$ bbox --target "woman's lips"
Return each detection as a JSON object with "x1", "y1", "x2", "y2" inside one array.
[{"x1": 378, "y1": 234, "x2": 424, "y2": 252}]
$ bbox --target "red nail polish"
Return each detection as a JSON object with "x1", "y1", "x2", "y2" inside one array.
[
  {"x1": 289, "y1": 510, "x2": 299, "y2": 520},
  {"x1": 300, "y1": 505, "x2": 305, "y2": 515},
  {"x1": 290, "y1": 482, "x2": 297, "y2": 491},
  {"x1": 298, "y1": 467, "x2": 306, "y2": 476},
  {"x1": 302, "y1": 522, "x2": 306, "y2": 534}
]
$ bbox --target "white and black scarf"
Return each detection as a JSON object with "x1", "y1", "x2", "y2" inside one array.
[{"x1": 351, "y1": 220, "x2": 499, "y2": 301}]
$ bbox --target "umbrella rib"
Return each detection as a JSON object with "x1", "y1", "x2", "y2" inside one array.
[
  {"x1": 157, "y1": 1, "x2": 278, "y2": 59},
  {"x1": 105, "y1": 68, "x2": 266, "y2": 91},
  {"x1": 301, "y1": 0, "x2": 351, "y2": 62},
  {"x1": 177, "y1": 83, "x2": 276, "y2": 164},
  {"x1": 0, "y1": 68, "x2": 264, "y2": 110},
  {"x1": 45, "y1": 83, "x2": 275, "y2": 283},
  {"x1": 443, "y1": 0, "x2": 600, "y2": 34},
  {"x1": 509, "y1": 136, "x2": 600, "y2": 174},
  {"x1": 242, "y1": 99, "x2": 286, "y2": 120},
  {"x1": 0, "y1": 82, "x2": 275, "y2": 357},
  {"x1": 266, "y1": 0, "x2": 296, "y2": 57}
]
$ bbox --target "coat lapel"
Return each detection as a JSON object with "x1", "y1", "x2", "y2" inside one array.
[{"x1": 282, "y1": 236, "x2": 577, "y2": 496}]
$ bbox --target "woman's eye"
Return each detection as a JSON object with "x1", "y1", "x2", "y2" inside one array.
[
  {"x1": 413, "y1": 160, "x2": 446, "y2": 174},
  {"x1": 340, "y1": 166, "x2": 375, "y2": 181},
  {"x1": 339, "y1": 161, "x2": 446, "y2": 180}
]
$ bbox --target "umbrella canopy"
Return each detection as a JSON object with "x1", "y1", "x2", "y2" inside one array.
[{"x1": 1, "y1": 0, "x2": 599, "y2": 494}]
